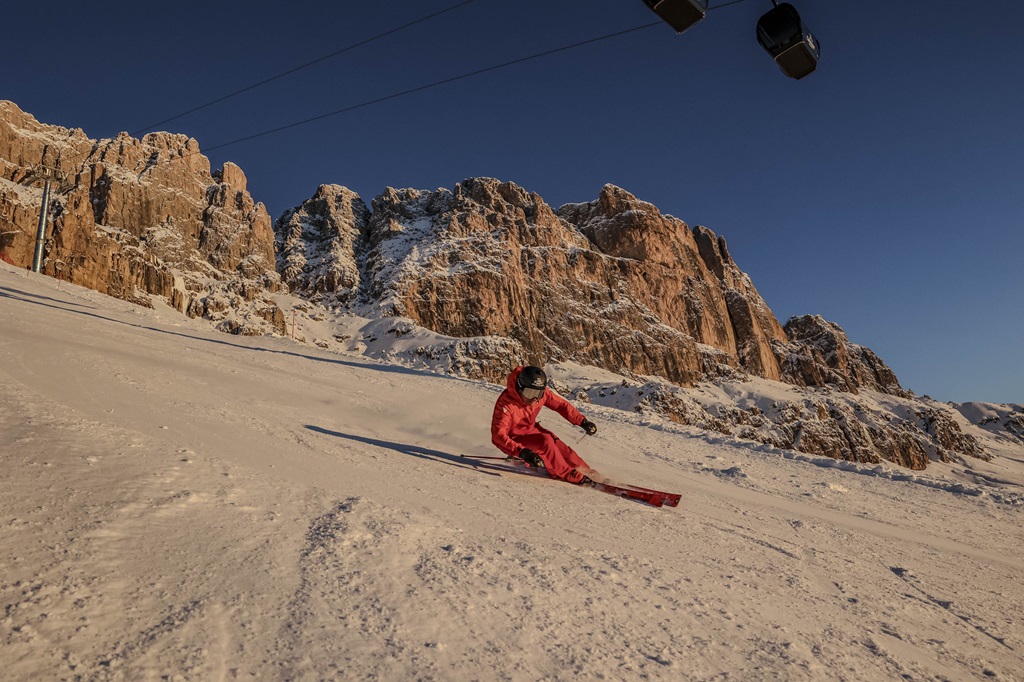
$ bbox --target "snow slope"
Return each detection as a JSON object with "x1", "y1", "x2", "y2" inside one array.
[{"x1": 2, "y1": 263, "x2": 1022, "y2": 681}]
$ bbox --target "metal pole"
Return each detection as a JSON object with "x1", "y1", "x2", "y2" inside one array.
[{"x1": 32, "y1": 178, "x2": 52, "y2": 273}]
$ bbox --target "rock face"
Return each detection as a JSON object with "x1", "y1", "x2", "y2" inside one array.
[
  {"x1": 0, "y1": 100, "x2": 283, "y2": 334},
  {"x1": 776, "y1": 315, "x2": 908, "y2": 396},
  {"x1": 275, "y1": 184, "x2": 369, "y2": 301},
  {"x1": 277, "y1": 177, "x2": 995, "y2": 469},
  {"x1": 278, "y1": 179, "x2": 794, "y2": 387},
  {"x1": 559, "y1": 185, "x2": 788, "y2": 383},
  {"x1": 278, "y1": 179, "x2": 909, "y2": 400},
  {"x1": 626, "y1": 382, "x2": 984, "y2": 470}
]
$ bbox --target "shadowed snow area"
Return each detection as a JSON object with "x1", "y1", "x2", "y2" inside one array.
[{"x1": 2, "y1": 263, "x2": 1022, "y2": 681}]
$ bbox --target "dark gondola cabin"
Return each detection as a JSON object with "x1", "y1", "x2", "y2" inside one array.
[
  {"x1": 642, "y1": 0, "x2": 708, "y2": 34},
  {"x1": 756, "y1": 2, "x2": 819, "y2": 79}
]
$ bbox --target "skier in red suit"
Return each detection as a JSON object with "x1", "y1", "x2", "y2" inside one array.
[{"x1": 491, "y1": 365, "x2": 598, "y2": 484}]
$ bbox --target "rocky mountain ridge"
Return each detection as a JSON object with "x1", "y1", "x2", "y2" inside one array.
[
  {"x1": 0, "y1": 100, "x2": 284, "y2": 335},
  {"x1": 276, "y1": 180, "x2": 909, "y2": 396},
  {"x1": 2, "y1": 100, "x2": 1019, "y2": 470},
  {"x1": 275, "y1": 180, "x2": 1012, "y2": 469}
]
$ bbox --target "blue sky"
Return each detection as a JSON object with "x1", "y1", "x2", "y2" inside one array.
[{"x1": 5, "y1": 1, "x2": 1022, "y2": 403}]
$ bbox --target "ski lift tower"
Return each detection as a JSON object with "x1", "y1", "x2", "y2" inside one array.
[{"x1": 23, "y1": 165, "x2": 69, "y2": 273}]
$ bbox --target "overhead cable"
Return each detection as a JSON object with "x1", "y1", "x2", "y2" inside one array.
[
  {"x1": 130, "y1": 0, "x2": 478, "y2": 136},
  {"x1": 201, "y1": 0, "x2": 756, "y2": 153},
  {"x1": 203, "y1": 21, "x2": 663, "y2": 153}
]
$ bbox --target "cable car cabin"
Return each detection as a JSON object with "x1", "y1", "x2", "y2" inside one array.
[
  {"x1": 642, "y1": 0, "x2": 708, "y2": 34},
  {"x1": 756, "y1": 2, "x2": 819, "y2": 79}
]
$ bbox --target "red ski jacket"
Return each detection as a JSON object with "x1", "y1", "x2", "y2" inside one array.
[{"x1": 491, "y1": 366, "x2": 584, "y2": 457}]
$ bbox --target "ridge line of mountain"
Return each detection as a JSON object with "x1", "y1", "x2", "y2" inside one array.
[{"x1": 3, "y1": 99, "x2": 1020, "y2": 469}]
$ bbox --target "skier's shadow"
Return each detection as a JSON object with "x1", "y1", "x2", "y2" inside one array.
[{"x1": 305, "y1": 425, "x2": 512, "y2": 477}]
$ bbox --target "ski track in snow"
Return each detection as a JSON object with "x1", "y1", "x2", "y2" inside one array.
[{"x1": 1, "y1": 264, "x2": 1023, "y2": 681}]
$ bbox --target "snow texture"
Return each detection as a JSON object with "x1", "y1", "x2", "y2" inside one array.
[{"x1": 1, "y1": 262, "x2": 1023, "y2": 681}]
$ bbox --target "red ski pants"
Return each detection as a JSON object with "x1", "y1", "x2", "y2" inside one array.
[{"x1": 514, "y1": 431, "x2": 588, "y2": 481}]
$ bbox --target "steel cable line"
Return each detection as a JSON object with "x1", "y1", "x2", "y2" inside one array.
[
  {"x1": 22, "y1": 0, "x2": 761, "y2": 180},
  {"x1": 131, "y1": 0, "x2": 477, "y2": 136},
  {"x1": 203, "y1": 21, "x2": 664, "y2": 153},
  {"x1": 712, "y1": 0, "x2": 755, "y2": 9},
  {"x1": 54, "y1": 0, "x2": 756, "y2": 175},
  {"x1": 13, "y1": 0, "x2": 756, "y2": 270},
  {"x1": 27, "y1": 1, "x2": 479, "y2": 187},
  {"x1": 197, "y1": 0, "x2": 756, "y2": 154}
]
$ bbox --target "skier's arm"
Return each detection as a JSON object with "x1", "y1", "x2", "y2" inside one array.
[
  {"x1": 543, "y1": 390, "x2": 584, "y2": 427},
  {"x1": 544, "y1": 391, "x2": 596, "y2": 434}
]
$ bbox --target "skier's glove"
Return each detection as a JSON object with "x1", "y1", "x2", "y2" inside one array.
[
  {"x1": 580, "y1": 418, "x2": 597, "y2": 436},
  {"x1": 518, "y1": 448, "x2": 544, "y2": 468}
]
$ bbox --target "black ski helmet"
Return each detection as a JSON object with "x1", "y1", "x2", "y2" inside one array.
[{"x1": 516, "y1": 365, "x2": 547, "y2": 400}]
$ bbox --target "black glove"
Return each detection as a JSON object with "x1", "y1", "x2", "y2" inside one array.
[
  {"x1": 518, "y1": 448, "x2": 544, "y2": 468},
  {"x1": 580, "y1": 418, "x2": 597, "y2": 436}
]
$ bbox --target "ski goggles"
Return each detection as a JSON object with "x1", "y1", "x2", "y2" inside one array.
[{"x1": 521, "y1": 386, "x2": 545, "y2": 400}]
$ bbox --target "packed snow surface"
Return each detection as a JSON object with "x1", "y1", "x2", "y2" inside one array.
[{"x1": 1, "y1": 263, "x2": 1022, "y2": 681}]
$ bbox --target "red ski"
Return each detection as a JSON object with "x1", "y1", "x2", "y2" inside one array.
[
  {"x1": 585, "y1": 480, "x2": 667, "y2": 507},
  {"x1": 598, "y1": 480, "x2": 681, "y2": 508},
  {"x1": 461, "y1": 455, "x2": 679, "y2": 508}
]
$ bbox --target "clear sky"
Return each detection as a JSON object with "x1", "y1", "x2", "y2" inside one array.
[{"x1": 5, "y1": 0, "x2": 1022, "y2": 404}]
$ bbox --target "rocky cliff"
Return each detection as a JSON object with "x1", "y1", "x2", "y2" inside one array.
[
  {"x1": 2, "y1": 100, "x2": 1003, "y2": 471},
  {"x1": 274, "y1": 179, "x2": 909, "y2": 395},
  {"x1": 0, "y1": 100, "x2": 284, "y2": 334},
  {"x1": 776, "y1": 315, "x2": 907, "y2": 396},
  {"x1": 275, "y1": 178, "x2": 993, "y2": 469},
  {"x1": 276, "y1": 179, "x2": 793, "y2": 386}
]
